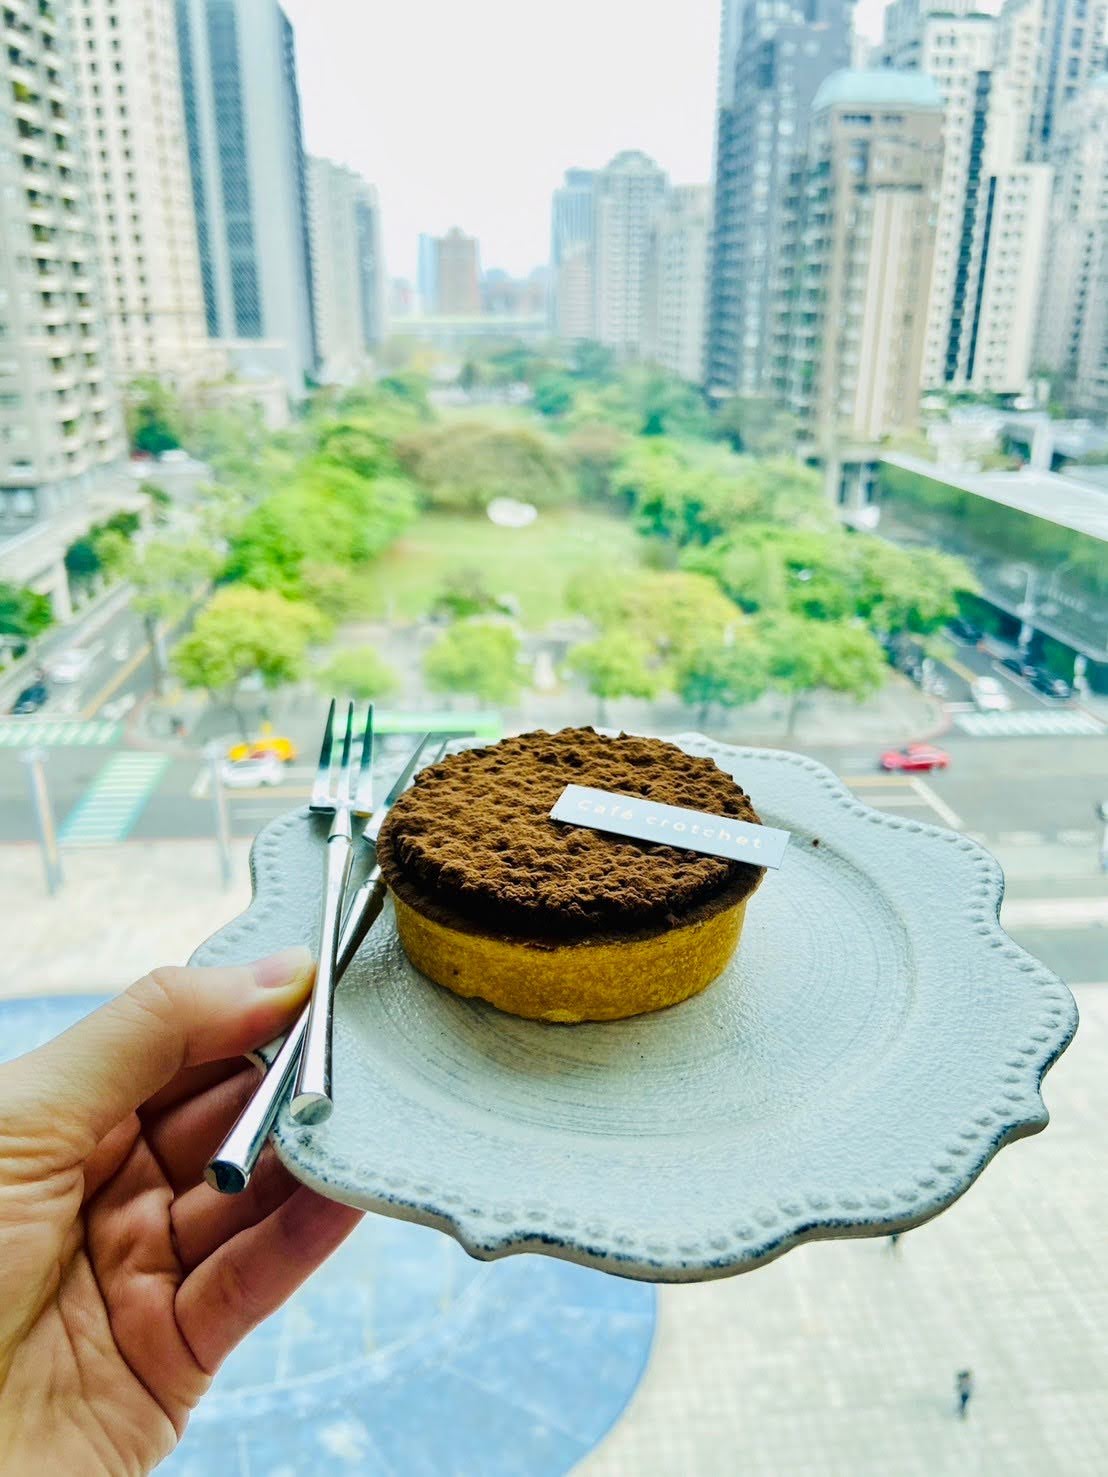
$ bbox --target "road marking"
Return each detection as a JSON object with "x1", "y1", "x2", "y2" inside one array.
[
  {"x1": 909, "y1": 778, "x2": 963, "y2": 830},
  {"x1": 862, "y1": 794, "x2": 934, "y2": 808},
  {"x1": 846, "y1": 774, "x2": 919, "y2": 788},
  {"x1": 1058, "y1": 829, "x2": 1098, "y2": 846},
  {"x1": 1002, "y1": 897, "x2": 1108, "y2": 928},
  {"x1": 0, "y1": 719, "x2": 121, "y2": 747},
  {"x1": 81, "y1": 634, "x2": 152, "y2": 720},
  {"x1": 954, "y1": 710, "x2": 1105, "y2": 737},
  {"x1": 998, "y1": 830, "x2": 1043, "y2": 846},
  {"x1": 942, "y1": 653, "x2": 981, "y2": 685},
  {"x1": 59, "y1": 751, "x2": 169, "y2": 845}
]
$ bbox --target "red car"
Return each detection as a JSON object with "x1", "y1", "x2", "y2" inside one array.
[{"x1": 880, "y1": 743, "x2": 951, "y2": 773}]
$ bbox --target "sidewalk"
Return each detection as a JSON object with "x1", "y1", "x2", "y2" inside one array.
[{"x1": 0, "y1": 837, "x2": 253, "y2": 997}]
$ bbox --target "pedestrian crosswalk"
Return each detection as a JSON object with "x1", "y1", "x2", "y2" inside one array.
[
  {"x1": 0, "y1": 719, "x2": 120, "y2": 747},
  {"x1": 954, "y1": 709, "x2": 1105, "y2": 738},
  {"x1": 59, "y1": 751, "x2": 169, "y2": 846}
]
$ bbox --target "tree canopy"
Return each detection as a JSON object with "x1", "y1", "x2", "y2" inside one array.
[
  {"x1": 399, "y1": 421, "x2": 574, "y2": 512},
  {"x1": 566, "y1": 630, "x2": 661, "y2": 721},
  {"x1": 0, "y1": 581, "x2": 53, "y2": 640},
  {"x1": 316, "y1": 646, "x2": 398, "y2": 700},
  {"x1": 173, "y1": 587, "x2": 327, "y2": 695},
  {"x1": 423, "y1": 619, "x2": 528, "y2": 704}
]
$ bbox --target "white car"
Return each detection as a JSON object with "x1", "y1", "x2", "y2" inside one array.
[
  {"x1": 971, "y1": 676, "x2": 1012, "y2": 712},
  {"x1": 47, "y1": 648, "x2": 94, "y2": 684},
  {"x1": 220, "y1": 753, "x2": 285, "y2": 788}
]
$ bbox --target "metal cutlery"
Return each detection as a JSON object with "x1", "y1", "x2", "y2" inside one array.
[{"x1": 204, "y1": 727, "x2": 448, "y2": 1194}]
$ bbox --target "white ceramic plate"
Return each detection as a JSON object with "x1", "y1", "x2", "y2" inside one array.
[{"x1": 192, "y1": 735, "x2": 1078, "y2": 1284}]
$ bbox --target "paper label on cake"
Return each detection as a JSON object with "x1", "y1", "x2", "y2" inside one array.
[{"x1": 550, "y1": 784, "x2": 790, "y2": 868}]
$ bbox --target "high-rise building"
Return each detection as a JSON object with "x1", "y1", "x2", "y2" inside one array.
[
  {"x1": 593, "y1": 150, "x2": 667, "y2": 355},
  {"x1": 705, "y1": 0, "x2": 852, "y2": 397},
  {"x1": 0, "y1": 0, "x2": 125, "y2": 537},
  {"x1": 773, "y1": 71, "x2": 944, "y2": 443},
  {"x1": 643, "y1": 185, "x2": 711, "y2": 383},
  {"x1": 883, "y1": 0, "x2": 1051, "y2": 394},
  {"x1": 308, "y1": 157, "x2": 383, "y2": 383},
  {"x1": 70, "y1": 0, "x2": 211, "y2": 386},
  {"x1": 550, "y1": 167, "x2": 595, "y2": 338},
  {"x1": 433, "y1": 227, "x2": 480, "y2": 314},
  {"x1": 417, "y1": 232, "x2": 437, "y2": 315},
  {"x1": 174, "y1": 0, "x2": 316, "y2": 395},
  {"x1": 1027, "y1": 0, "x2": 1108, "y2": 159},
  {"x1": 1038, "y1": 77, "x2": 1108, "y2": 413}
]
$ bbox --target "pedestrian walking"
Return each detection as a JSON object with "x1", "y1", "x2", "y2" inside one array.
[{"x1": 955, "y1": 1369, "x2": 974, "y2": 1419}]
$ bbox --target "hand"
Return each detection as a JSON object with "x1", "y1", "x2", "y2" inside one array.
[{"x1": 0, "y1": 952, "x2": 361, "y2": 1475}]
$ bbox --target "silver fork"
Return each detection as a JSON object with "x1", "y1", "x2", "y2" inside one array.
[
  {"x1": 204, "y1": 730, "x2": 446, "y2": 1193},
  {"x1": 288, "y1": 698, "x2": 364, "y2": 1124}
]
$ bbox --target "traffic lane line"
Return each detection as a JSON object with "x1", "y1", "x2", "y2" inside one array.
[
  {"x1": 81, "y1": 636, "x2": 152, "y2": 719},
  {"x1": 907, "y1": 777, "x2": 964, "y2": 831},
  {"x1": 1001, "y1": 897, "x2": 1108, "y2": 928}
]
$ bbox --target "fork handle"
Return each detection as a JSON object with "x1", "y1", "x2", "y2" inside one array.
[
  {"x1": 206, "y1": 870, "x2": 389, "y2": 1194},
  {"x1": 290, "y1": 830, "x2": 353, "y2": 1124}
]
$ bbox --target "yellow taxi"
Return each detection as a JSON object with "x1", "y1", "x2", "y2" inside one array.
[{"x1": 226, "y1": 723, "x2": 298, "y2": 764}]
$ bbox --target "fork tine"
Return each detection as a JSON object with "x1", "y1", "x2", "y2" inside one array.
[
  {"x1": 309, "y1": 698, "x2": 337, "y2": 811},
  {"x1": 353, "y1": 702, "x2": 374, "y2": 816},
  {"x1": 338, "y1": 701, "x2": 355, "y2": 809}
]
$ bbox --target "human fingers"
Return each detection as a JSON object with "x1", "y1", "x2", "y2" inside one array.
[
  {"x1": 143, "y1": 1065, "x2": 258, "y2": 1194},
  {"x1": 169, "y1": 1146, "x2": 300, "y2": 1270},
  {"x1": 8, "y1": 949, "x2": 313, "y2": 1157},
  {"x1": 175, "y1": 1189, "x2": 361, "y2": 1373}
]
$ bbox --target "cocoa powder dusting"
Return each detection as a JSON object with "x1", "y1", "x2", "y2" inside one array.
[{"x1": 376, "y1": 727, "x2": 765, "y2": 943}]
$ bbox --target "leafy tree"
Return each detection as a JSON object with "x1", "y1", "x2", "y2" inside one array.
[
  {"x1": 854, "y1": 540, "x2": 975, "y2": 636},
  {"x1": 568, "y1": 569, "x2": 743, "y2": 667},
  {"x1": 565, "y1": 422, "x2": 631, "y2": 500},
  {"x1": 566, "y1": 630, "x2": 660, "y2": 723},
  {"x1": 224, "y1": 465, "x2": 417, "y2": 595},
  {"x1": 714, "y1": 395, "x2": 801, "y2": 456},
  {"x1": 173, "y1": 588, "x2": 327, "y2": 703},
  {"x1": 128, "y1": 540, "x2": 218, "y2": 624},
  {"x1": 64, "y1": 537, "x2": 101, "y2": 588},
  {"x1": 0, "y1": 581, "x2": 53, "y2": 640},
  {"x1": 431, "y1": 567, "x2": 509, "y2": 621},
  {"x1": 316, "y1": 646, "x2": 398, "y2": 700},
  {"x1": 684, "y1": 525, "x2": 856, "y2": 619},
  {"x1": 141, "y1": 481, "x2": 171, "y2": 525},
  {"x1": 532, "y1": 373, "x2": 575, "y2": 418},
  {"x1": 423, "y1": 619, "x2": 528, "y2": 705},
  {"x1": 400, "y1": 421, "x2": 574, "y2": 512},
  {"x1": 760, "y1": 615, "x2": 886, "y2": 734},
  {"x1": 457, "y1": 360, "x2": 482, "y2": 394},
  {"x1": 633, "y1": 369, "x2": 712, "y2": 439},
  {"x1": 569, "y1": 340, "x2": 618, "y2": 384},
  {"x1": 126, "y1": 377, "x2": 183, "y2": 456},
  {"x1": 673, "y1": 632, "x2": 770, "y2": 724}
]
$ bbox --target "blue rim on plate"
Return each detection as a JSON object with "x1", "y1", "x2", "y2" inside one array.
[{"x1": 192, "y1": 735, "x2": 1078, "y2": 1284}]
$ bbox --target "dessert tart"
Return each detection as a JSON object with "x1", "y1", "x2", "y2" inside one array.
[{"x1": 375, "y1": 727, "x2": 766, "y2": 1022}]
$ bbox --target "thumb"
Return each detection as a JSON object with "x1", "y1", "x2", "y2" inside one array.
[{"x1": 10, "y1": 948, "x2": 314, "y2": 1151}]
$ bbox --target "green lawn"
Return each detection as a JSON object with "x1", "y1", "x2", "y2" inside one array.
[{"x1": 371, "y1": 508, "x2": 648, "y2": 627}]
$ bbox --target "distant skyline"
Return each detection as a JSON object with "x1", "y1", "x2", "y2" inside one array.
[{"x1": 283, "y1": 0, "x2": 891, "y2": 284}]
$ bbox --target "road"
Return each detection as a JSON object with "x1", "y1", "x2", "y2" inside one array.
[{"x1": 0, "y1": 706, "x2": 1104, "y2": 982}]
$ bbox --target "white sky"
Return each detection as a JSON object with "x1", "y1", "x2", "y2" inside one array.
[{"x1": 283, "y1": 0, "x2": 891, "y2": 283}]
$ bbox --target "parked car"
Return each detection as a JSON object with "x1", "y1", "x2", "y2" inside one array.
[
  {"x1": 46, "y1": 648, "x2": 93, "y2": 684},
  {"x1": 226, "y1": 732, "x2": 298, "y2": 763},
  {"x1": 880, "y1": 743, "x2": 951, "y2": 773},
  {"x1": 1000, "y1": 656, "x2": 1037, "y2": 681},
  {"x1": 10, "y1": 682, "x2": 48, "y2": 715},
  {"x1": 971, "y1": 676, "x2": 1012, "y2": 712},
  {"x1": 220, "y1": 752, "x2": 285, "y2": 788},
  {"x1": 949, "y1": 618, "x2": 982, "y2": 645},
  {"x1": 1030, "y1": 669, "x2": 1072, "y2": 700}
]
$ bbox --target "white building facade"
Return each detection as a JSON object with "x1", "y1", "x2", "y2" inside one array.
[
  {"x1": 643, "y1": 184, "x2": 710, "y2": 383},
  {"x1": 71, "y1": 0, "x2": 211, "y2": 386},
  {"x1": 0, "y1": 0, "x2": 125, "y2": 541},
  {"x1": 308, "y1": 157, "x2": 382, "y2": 384},
  {"x1": 592, "y1": 150, "x2": 667, "y2": 356}
]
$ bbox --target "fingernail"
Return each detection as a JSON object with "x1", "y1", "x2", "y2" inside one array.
[{"x1": 251, "y1": 946, "x2": 314, "y2": 989}]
